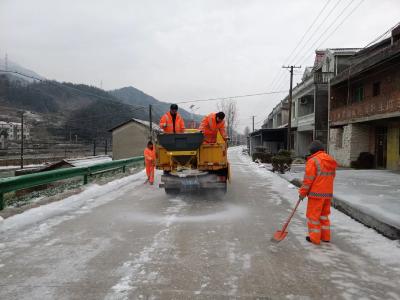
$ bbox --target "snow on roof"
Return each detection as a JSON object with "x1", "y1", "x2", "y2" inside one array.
[
  {"x1": 132, "y1": 118, "x2": 161, "y2": 132},
  {"x1": 109, "y1": 118, "x2": 161, "y2": 132},
  {"x1": 64, "y1": 155, "x2": 112, "y2": 167},
  {"x1": 42, "y1": 155, "x2": 112, "y2": 171}
]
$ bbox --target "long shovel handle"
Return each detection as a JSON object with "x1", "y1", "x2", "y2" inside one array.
[{"x1": 280, "y1": 198, "x2": 302, "y2": 233}]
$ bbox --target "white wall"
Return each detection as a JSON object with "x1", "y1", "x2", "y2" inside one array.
[{"x1": 329, "y1": 123, "x2": 370, "y2": 166}]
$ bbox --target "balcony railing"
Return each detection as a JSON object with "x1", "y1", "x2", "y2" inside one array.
[
  {"x1": 330, "y1": 95, "x2": 400, "y2": 123},
  {"x1": 314, "y1": 72, "x2": 334, "y2": 84}
]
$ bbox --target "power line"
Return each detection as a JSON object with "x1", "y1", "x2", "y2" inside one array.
[
  {"x1": 284, "y1": 0, "x2": 333, "y2": 64},
  {"x1": 268, "y1": 0, "x2": 335, "y2": 91},
  {"x1": 0, "y1": 69, "x2": 146, "y2": 111},
  {"x1": 313, "y1": 0, "x2": 365, "y2": 52},
  {"x1": 269, "y1": 0, "x2": 344, "y2": 93},
  {"x1": 290, "y1": 0, "x2": 358, "y2": 72},
  {"x1": 289, "y1": 0, "x2": 347, "y2": 66},
  {"x1": 274, "y1": 0, "x2": 359, "y2": 93},
  {"x1": 175, "y1": 90, "x2": 287, "y2": 104}
]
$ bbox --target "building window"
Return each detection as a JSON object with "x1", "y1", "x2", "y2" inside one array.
[
  {"x1": 353, "y1": 86, "x2": 364, "y2": 103},
  {"x1": 373, "y1": 82, "x2": 381, "y2": 97}
]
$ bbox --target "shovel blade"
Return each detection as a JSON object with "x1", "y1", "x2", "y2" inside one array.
[{"x1": 271, "y1": 230, "x2": 288, "y2": 242}]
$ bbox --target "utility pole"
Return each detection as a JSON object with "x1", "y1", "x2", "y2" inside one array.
[
  {"x1": 5, "y1": 53, "x2": 8, "y2": 71},
  {"x1": 20, "y1": 111, "x2": 24, "y2": 169},
  {"x1": 93, "y1": 139, "x2": 96, "y2": 156},
  {"x1": 327, "y1": 77, "x2": 331, "y2": 154},
  {"x1": 282, "y1": 65, "x2": 301, "y2": 151},
  {"x1": 149, "y1": 104, "x2": 153, "y2": 140},
  {"x1": 251, "y1": 116, "x2": 255, "y2": 132}
]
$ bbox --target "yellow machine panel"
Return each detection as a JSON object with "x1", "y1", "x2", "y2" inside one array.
[
  {"x1": 156, "y1": 146, "x2": 171, "y2": 170},
  {"x1": 155, "y1": 131, "x2": 229, "y2": 193},
  {"x1": 198, "y1": 143, "x2": 227, "y2": 170}
]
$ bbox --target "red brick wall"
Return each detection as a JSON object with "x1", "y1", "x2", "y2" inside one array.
[{"x1": 330, "y1": 59, "x2": 400, "y2": 123}]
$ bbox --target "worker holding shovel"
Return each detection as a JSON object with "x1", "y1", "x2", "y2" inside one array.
[
  {"x1": 299, "y1": 140, "x2": 337, "y2": 245},
  {"x1": 272, "y1": 140, "x2": 337, "y2": 244}
]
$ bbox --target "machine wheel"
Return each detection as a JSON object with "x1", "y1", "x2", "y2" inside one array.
[
  {"x1": 217, "y1": 183, "x2": 228, "y2": 194},
  {"x1": 165, "y1": 188, "x2": 180, "y2": 195}
]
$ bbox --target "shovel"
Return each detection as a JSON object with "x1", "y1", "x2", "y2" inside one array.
[{"x1": 272, "y1": 197, "x2": 302, "y2": 242}]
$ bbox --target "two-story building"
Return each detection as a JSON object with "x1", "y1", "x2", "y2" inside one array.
[
  {"x1": 0, "y1": 121, "x2": 30, "y2": 141},
  {"x1": 289, "y1": 48, "x2": 360, "y2": 157},
  {"x1": 329, "y1": 25, "x2": 400, "y2": 170},
  {"x1": 262, "y1": 97, "x2": 289, "y2": 129}
]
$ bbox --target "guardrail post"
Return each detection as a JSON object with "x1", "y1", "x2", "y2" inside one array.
[
  {"x1": 0, "y1": 193, "x2": 4, "y2": 210},
  {"x1": 122, "y1": 165, "x2": 126, "y2": 173},
  {"x1": 83, "y1": 175, "x2": 88, "y2": 184}
]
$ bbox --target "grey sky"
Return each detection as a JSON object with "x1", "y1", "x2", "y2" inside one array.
[{"x1": 1, "y1": 0, "x2": 399, "y2": 131}]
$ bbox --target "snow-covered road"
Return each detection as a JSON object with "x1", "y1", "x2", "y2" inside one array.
[{"x1": 1, "y1": 147, "x2": 400, "y2": 299}]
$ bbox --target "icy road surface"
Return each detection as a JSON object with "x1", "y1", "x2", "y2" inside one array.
[{"x1": 1, "y1": 148, "x2": 400, "y2": 299}]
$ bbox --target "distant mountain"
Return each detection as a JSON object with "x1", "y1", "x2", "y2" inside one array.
[
  {"x1": 0, "y1": 59, "x2": 202, "y2": 142},
  {"x1": 0, "y1": 76, "x2": 146, "y2": 140},
  {"x1": 110, "y1": 86, "x2": 202, "y2": 123},
  {"x1": 0, "y1": 74, "x2": 202, "y2": 143},
  {"x1": 0, "y1": 58, "x2": 45, "y2": 84}
]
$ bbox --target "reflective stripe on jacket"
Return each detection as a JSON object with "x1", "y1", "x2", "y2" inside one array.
[
  {"x1": 299, "y1": 151, "x2": 337, "y2": 199},
  {"x1": 198, "y1": 113, "x2": 227, "y2": 143},
  {"x1": 159, "y1": 112, "x2": 185, "y2": 133}
]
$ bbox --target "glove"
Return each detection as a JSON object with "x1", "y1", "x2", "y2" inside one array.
[{"x1": 299, "y1": 194, "x2": 306, "y2": 201}]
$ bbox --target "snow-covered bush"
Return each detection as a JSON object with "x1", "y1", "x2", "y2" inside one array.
[{"x1": 271, "y1": 149, "x2": 293, "y2": 173}]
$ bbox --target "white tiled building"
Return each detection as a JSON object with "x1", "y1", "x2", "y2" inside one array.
[{"x1": 0, "y1": 121, "x2": 31, "y2": 141}]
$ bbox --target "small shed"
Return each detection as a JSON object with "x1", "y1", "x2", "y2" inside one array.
[
  {"x1": 109, "y1": 118, "x2": 160, "y2": 160},
  {"x1": 249, "y1": 128, "x2": 287, "y2": 156},
  {"x1": 14, "y1": 155, "x2": 112, "y2": 175},
  {"x1": 41, "y1": 155, "x2": 112, "y2": 171}
]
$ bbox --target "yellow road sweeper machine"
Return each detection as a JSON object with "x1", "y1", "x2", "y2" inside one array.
[{"x1": 156, "y1": 130, "x2": 229, "y2": 194}]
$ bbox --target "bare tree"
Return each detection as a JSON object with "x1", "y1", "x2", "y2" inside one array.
[
  {"x1": 243, "y1": 126, "x2": 250, "y2": 137},
  {"x1": 217, "y1": 99, "x2": 237, "y2": 139}
]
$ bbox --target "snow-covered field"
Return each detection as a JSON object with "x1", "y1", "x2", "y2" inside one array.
[{"x1": 0, "y1": 170, "x2": 146, "y2": 231}]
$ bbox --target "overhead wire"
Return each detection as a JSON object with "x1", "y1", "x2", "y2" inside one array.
[
  {"x1": 269, "y1": 0, "x2": 343, "y2": 93},
  {"x1": 175, "y1": 90, "x2": 287, "y2": 104},
  {"x1": 296, "y1": 0, "x2": 363, "y2": 68},
  {"x1": 0, "y1": 69, "x2": 147, "y2": 111},
  {"x1": 274, "y1": 0, "x2": 364, "y2": 93}
]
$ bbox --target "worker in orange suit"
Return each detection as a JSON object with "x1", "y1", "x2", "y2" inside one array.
[
  {"x1": 299, "y1": 140, "x2": 337, "y2": 245},
  {"x1": 198, "y1": 112, "x2": 228, "y2": 143},
  {"x1": 144, "y1": 140, "x2": 156, "y2": 185},
  {"x1": 159, "y1": 104, "x2": 185, "y2": 133}
]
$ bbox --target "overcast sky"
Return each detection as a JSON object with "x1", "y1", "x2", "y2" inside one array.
[{"x1": 1, "y1": 0, "x2": 399, "y2": 132}]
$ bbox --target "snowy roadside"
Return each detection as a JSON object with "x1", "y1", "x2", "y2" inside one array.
[
  {"x1": 232, "y1": 147, "x2": 400, "y2": 273},
  {"x1": 0, "y1": 170, "x2": 147, "y2": 231},
  {"x1": 275, "y1": 163, "x2": 400, "y2": 239},
  {"x1": 0, "y1": 165, "x2": 143, "y2": 219}
]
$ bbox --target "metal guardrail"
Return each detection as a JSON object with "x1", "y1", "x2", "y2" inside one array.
[{"x1": 0, "y1": 156, "x2": 144, "y2": 210}]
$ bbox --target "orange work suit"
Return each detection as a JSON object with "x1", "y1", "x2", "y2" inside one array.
[
  {"x1": 198, "y1": 113, "x2": 227, "y2": 143},
  {"x1": 299, "y1": 151, "x2": 337, "y2": 244},
  {"x1": 159, "y1": 112, "x2": 185, "y2": 133},
  {"x1": 144, "y1": 147, "x2": 156, "y2": 184}
]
